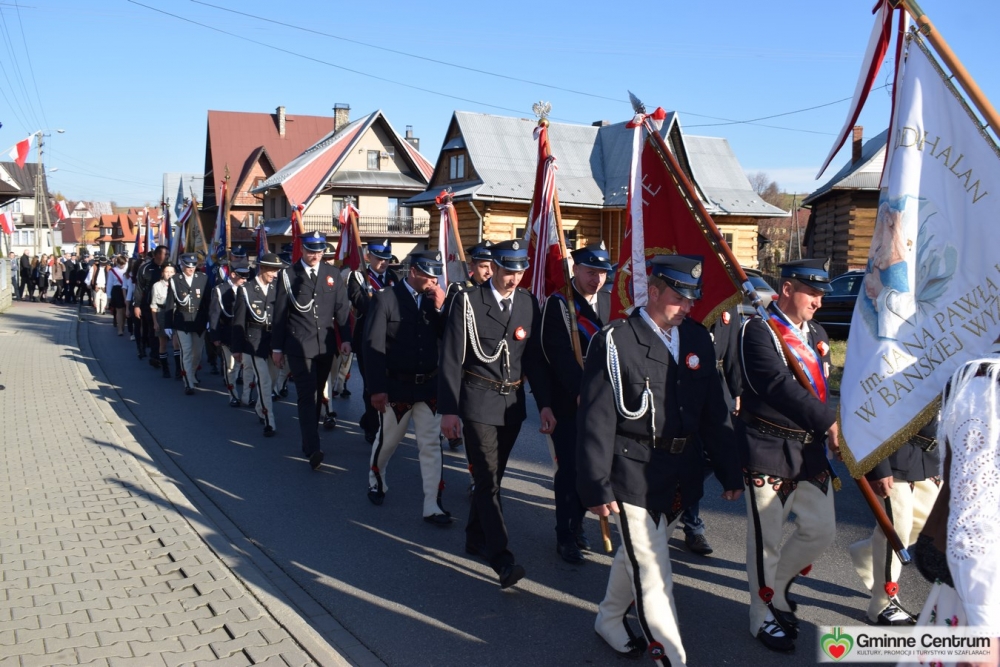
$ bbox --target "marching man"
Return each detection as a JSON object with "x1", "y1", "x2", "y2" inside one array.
[
  {"x1": 161, "y1": 253, "x2": 210, "y2": 396},
  {"x1": 210, "y1": 259, "x2": 250, "y2": 408}
]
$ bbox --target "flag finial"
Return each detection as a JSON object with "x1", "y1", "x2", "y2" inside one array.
[
  {"x1": 532, "y1": 101, "x2": 552, "y2": 125},
  {"x1": 628, "y1": 91, "x2": 646, "y2": 115}
]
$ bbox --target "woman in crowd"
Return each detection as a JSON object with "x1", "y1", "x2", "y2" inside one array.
[
  {"x1": 107, "y1": 255, "x2": 131, "y2": 335},
  {"x1": 51, "y1": 255, "x2": 65, "y2": 302},
  {"x1": 149, "y1": 263, "x2": 175, "y2": 379}
]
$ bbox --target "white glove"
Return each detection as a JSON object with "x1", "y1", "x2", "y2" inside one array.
[{"x1": 164, "y1": 328, "x2": 173, "y2": 337}]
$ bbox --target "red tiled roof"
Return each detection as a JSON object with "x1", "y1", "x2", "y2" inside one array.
[
  {"x1": 57, "y1": 219, "x2": 84, "y2": 244},
  {"x1": 206, "y1": 110, "x2": 336, "y2": 208}
]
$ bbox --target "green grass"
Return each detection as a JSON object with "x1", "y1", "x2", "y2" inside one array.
[{"x1": 829, "y1": 339, "x2": 846, "y2": 394}]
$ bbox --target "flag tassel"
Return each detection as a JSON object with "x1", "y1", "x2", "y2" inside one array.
[{"x1": 633, "y1": 92, "x2": 910, "y2": 566}]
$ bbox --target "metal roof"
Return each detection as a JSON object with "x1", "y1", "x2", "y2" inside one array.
[
  {"x1": 327, "y1": 170, "x2": 427, "y2": 189},
  {"x1": 406, "y1": 111, "x2": 786, "y2": 218},
  {"x1": 0, "y1": 161, "x2": 42, "y2": 195},
  {"x1": 802, "y1": 129, "x2": 888, "y2": 205}
]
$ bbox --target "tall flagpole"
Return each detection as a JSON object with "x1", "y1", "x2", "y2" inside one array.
[
  {"x1": 630, "y1": 91, "x2": 910, "y2": 565},
  {"x1": 223, "y1": 164, "x2": 232, "y2": 257},
  {"x1": 893, "y1": 0, "x2": 1000, "y2": 135}
]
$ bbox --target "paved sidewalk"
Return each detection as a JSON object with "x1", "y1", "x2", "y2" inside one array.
[{"x1": 0, "y1": 303, "x2": 342, "y2": 666}]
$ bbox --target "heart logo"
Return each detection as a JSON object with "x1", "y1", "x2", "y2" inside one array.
[{"x1": 821, "y1": 627, "x2": 854, "y2": 662}]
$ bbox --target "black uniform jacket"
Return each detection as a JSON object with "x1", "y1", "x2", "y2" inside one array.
[
  {"x1": 541, "y1": 286, "x2": 611, "y2": 416},
  {"x1": 163, "y1": 272, "x2": 209, "y2": 333},
  {"x1": 208, "y1": 281, "x2": 236, "y2": 345},
  {"x1": 133, "y1": 260, "x2": 161, "y2": 307},
  {"x1": 271, "y1": 261, "x2": 351, "y2": 359},
  {"x1": 737, "y1": 303, "x2": 837, "y2": 480},
  {"x1": 866, "y1": 421, "x2": 940, "y2": 483},
  {"x1": 576, "y1": 312, "x2": 743, "y2": 513},
  {"x1": 363, "y1": 280, "x2": 446, "y2": 404},
  {"x1": 438, "y1": 282, "x2": 552, "y2": 426},
  {"x1": 231, "y1": 278, "x2": 276, "y2": 358},
  {"x1": 711, "y1": 304, "x2": 743, "y2": 408},
  {"x1": 348, "y1": 266, "x2": 399, "y2": 343}
]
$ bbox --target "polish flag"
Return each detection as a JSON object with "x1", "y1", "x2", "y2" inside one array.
[
  {"x1": 7, "y1": 135, "x2": 34, "y2": 168},
  {"x1": 54, "y1": 200, "x2": 69, "y2": 221},
  {"x1": 0, "y1": 212, "x2": 13, "y2": 235}
]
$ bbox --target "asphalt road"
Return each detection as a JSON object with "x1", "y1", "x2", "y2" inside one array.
[{"x1": 83, "y1": 310, "x2": 929, "y2": 667}]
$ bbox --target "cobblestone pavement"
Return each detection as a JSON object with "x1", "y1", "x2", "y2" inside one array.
[{"x1": 0, "y1": 303, "x2": 345, "y2": 666}]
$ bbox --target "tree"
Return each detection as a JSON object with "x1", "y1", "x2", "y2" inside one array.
[{"x1": 746, "y1": 171, "x2": 783, "y2": 207}]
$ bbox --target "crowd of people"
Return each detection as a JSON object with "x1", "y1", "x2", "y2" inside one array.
[{"x1": 15, "y1": 234, "x2": 998, "y2": 664}]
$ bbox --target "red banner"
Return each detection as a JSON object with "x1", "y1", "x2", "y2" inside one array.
[{"x1": 521, "y1": 124, "x2": 565, "y2": 304}]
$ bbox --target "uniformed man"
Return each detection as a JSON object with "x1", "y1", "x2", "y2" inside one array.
[
  {"x1": 541, "y1": 241, "x2": 612, "y2": 563},
  {"x1": 849, "y1": 421, "x2": 940, "y2": 625},
  {"x1": 271, "y1": 232, "x2": 352, "y2": 470},
  {"x1": 233, "y1": 253, "x2": 283, "y2": 437},
  {"x1": 319, "y1": 242, "x2": 341, "y2": 430},
  {"x1": 132, "y1": 246, "x2": 168, "y2": 364},
  {"x1": 348, "y1": 239, "x2": 400, "y2": 443},
  {"x1": 738, "y1": 258, "x2": 839, "y2": 652},
  {"x1": 438, "y1": 239, "x2": 555, "y2": 589},
  {"x1": 272, "y1": 248, "x2": 294, "y2": 400},
  {"x1": 209, "y1": 259, "x2": 250, "y2": 407},
  {"x1": 578, "y1": 255, "x2": 744, "y2": 663},
  {"x1": 162, "y1": 253, "x2": 211, "y2": 396},
  {"x1": 365, "y1": 250, "x2": 451, "y2": 525},
  {"x1": 678, "y1": 302, "x2": 743, "y2": 556}
]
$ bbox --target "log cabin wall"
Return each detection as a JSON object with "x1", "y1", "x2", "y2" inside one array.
[{"x1": 806, "y1": 190, "x2": 878, "y2": 274}]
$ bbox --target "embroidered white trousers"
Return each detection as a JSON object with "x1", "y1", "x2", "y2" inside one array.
[{"x1": 368, "y1": 402, "x2": 444, "y2": 518}]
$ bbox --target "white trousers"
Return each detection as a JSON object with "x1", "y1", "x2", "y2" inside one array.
[
  {"x1": 333, "y1": 352, "x2": 353, "y2": 393},
  {"x1": 176, "y1": 331, "x2": 205, "y2": 390},
  {"x1": 849, "y1": 478, "x2": 939, "y2": 620},
  {"x1": 94, "y1": 289, "x2": 108, "y2": 314},
  {"x1": 745, "y1": 474, "x2": 836, "y2": 635},
  {"x1": 219, "y1": 345, "x2": 243, "y2": 402},
  {"x1": 368, "y1": 401, "x2": 444, "y2": 518},
  {"x1": 245, "y1": 354, "x2": 277, "y2": 430},
  {"x1": 598, "y1": 503, "x2": 686, "y2": 666}
]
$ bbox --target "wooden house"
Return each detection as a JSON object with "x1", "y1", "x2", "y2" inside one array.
[
  {"x1": 802, "y1": 126, "x2": 887, "y2": 274},
  {"x1": 406, "y1": 111, "x2": 787, "y2": 268}
]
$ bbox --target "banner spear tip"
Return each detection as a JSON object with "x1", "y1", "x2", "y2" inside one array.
[{"x1": 628, "y1": 91, "x2": 646, "y2": 114}]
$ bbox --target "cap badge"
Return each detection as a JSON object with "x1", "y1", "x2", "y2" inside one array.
[
  {"x1": 514, "y1": 326, "x2": 527, "y2": 340},
  {"x1": 691, "y1": 263, "x2": 702, "y2": 279},
  {"x1": 599, "y1": 241, "x2": 606, "y2": 250},
  {"x1": 686, "y1": 353, "x2": 700, "y2": 370},
  {"x1": 823, "y1": 258, "x2": 831, "y2": 272},
  {"x1": 435, "y1": 252, "x2": 442, "y2": 261},
  {"x1": 512, "y1": 241, "x2": 519, "y2": 250}
]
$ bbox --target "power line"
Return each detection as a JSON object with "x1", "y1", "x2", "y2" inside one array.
[
  {"x1": 0, "y1": 13, "x2": 34, "y2": 131},
  {"x1": 53, "y1": 167, "x2": 161, "y2": 188},
  {"x1": 0, "y1": 6, "x2": 41, "y2": 129},
  {"x1": 11, "y1": 0, "x2": 49, "y2": 128}
]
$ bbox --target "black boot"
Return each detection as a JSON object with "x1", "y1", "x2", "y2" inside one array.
[
  {"x1": 174, "y1": 354, "x2": 182, "y2": 381},
  {"x1": 161, "y1": 354, "x2": 171, "y2": 378}
]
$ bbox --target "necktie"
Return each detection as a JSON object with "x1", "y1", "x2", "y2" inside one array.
[
  {"x1": 309, "y1": 268, "x2": 316, "y2": 282},
  {"x1": 500, "y1": 297, "x2": 511, "y2": 324}
]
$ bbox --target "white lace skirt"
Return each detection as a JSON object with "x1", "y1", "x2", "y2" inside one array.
[{"x1": 898, "y1": 581, "x2": 967, "y2": 667}]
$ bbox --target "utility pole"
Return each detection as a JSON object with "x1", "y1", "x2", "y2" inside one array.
[{"x1": 32, "y1": 131, "x2": 49, "y2": 257}]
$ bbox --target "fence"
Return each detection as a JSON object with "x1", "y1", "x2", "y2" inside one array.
[{"x1": 300, "y1": 215, "x2": 429, "y2": 237}]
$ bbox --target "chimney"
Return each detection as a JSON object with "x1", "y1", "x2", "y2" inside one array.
[
  {"x1": 852, "y1": 125, "x2": 863, "y2": 164},
  {"x1": 404, "y1": 125, "x2": 419, "y2": 150},
  {"x1": 333, "y1": 103, "x2": 351, "y2": 133},
  {"x1": 592, "y1": 120, "x2": 610, "y2": 127},
  {"x1": 276, "y1": 106, "x2": 286, "y2": 137}
]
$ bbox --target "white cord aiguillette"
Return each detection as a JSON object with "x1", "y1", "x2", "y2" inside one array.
[{"x1": 605, "y1": 327, "x2": 656, "y2": 439}]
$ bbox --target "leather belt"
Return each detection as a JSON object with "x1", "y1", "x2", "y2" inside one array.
[
  {"x1": 463, "y1": 371, "x2": 522, "y2": 396},
  {"x1": 741, "y1": 412, "x2": 815, "y2": 444},
  {"x1": 617, "y1": 431, "x2": 690, "y2": 454},
  {"x1": 387, "y1": 368, "x2": 438, "y2": 385},
  {"x1": 249, "y1": 323, "x2": 272, "y2": 332},
  {"x1": 716, "y1": 359, "x2": 724, "y2": 370},
  {"x1": 908, "y1": 433, "x2": 937, "y2": 452}
]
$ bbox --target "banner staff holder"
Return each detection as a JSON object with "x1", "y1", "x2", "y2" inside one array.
[{"x1": 629, "y1": 91, "x2": 910, "y2": 565}]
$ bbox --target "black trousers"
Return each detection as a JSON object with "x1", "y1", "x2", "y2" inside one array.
[
  {"x1": 287, "y1": 353, "x2": 335, "y2": 456},
  {"x1": 464, "y1": 419, "x2": 523, "y2": 573},
  {"x1": 551, "y1": 410, "x2": 586, "y2": 544},
  {"x1": 137, "y1": 305, "x2": 155, "y2": 355}
]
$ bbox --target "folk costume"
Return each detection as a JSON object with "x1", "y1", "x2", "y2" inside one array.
[
  {"x1": 737, "y1": 259, "x2": 837, "y2": 652},
  {"x1": 540, "y1": 242, "x2": 612, "y2": 562},
  {"x1": 577, "y1": 255, "x2": 743, "y2": 665},
  {"x1": 89, "y1": 258, "x2": 109, "y2": 314},
  {"x1": 438, "y1": 240, "x2": 552, "y2": 588},
  {"x1": 232, "y1": 253, "x2": 283, "y2": 437},
  {"x1": 849, "y1": 421, "x2": 940, "y2": 625},
  {"x1": 271, "y1": 232, "x2": 353, "y2": 469},
  {"x1": 365, "y1": 251, "x2": 450, "y2": 524},
  {"x1": 161, "y1": 254, "x2": 210, "y2": 395}
]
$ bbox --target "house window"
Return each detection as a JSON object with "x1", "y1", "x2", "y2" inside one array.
[
  {"x1": 563, "y1": 230, "x2": 577, "y2": 250},
  {"x1": 367, "y1": 150, "x2": 381, "y2": 170},
  {"x1": 387, "y1": 198, "x2": 399, "y2": 219},
  {"x1": 449, "y1": 154, "x2": 465, "y2": 180},
  {"x1": 723, "y1": 232, "x2": 734, "y2": 248},
  {"x1": 12, "y1": 200, "x2": 21, "y2": 213}
]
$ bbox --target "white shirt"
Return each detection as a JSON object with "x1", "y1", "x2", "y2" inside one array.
[
  {"x1": 489, "y1": 280, "x2": 515, "y2": 311},
  {"x1": 403, "y1": 278, "x2": 422, "y2": 309},
  {"x1": 184, "y1": 272, "x2": 194, "y2": 287},
  {"x1": 299, "y1": 259, "x2": 317, "y2": 279},
  {"x1": 639, "y1": 307, "x2": 679, "y2": 363},
  {"x1": 572, "y1": 279, "x2": 598, "y2": 308}
]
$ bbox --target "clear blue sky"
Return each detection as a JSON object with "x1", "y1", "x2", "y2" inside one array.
[{"x1": 1, "y1": 0, "x2": 997, "y2": 205}]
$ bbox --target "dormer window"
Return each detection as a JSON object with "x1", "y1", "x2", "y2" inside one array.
[
  {"x1": 368, "y1": 150, "x2": 381, "y2": 171},
  {"x1": 449, "y1": 154, "x2": 466, "y2": 180}
]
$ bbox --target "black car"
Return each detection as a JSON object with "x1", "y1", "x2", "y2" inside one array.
[
  {"x1": 738, "y1": 268, "x2": 778, "y2": 319},
  {"x1": 814, "y1": 270, "x2": 864, "y2": 338}
]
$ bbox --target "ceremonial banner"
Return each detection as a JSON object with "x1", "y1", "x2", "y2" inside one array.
[
  {"x1": 211, "y1": 182, "x2": 227, "y2": 259},
  {"x1": 158, "y1": 206, "x2": 171, "y2": 251},
  {"x1": 611, "y1": 108, "x2": 738, "y2": 325},
  {"x1": 435, "y1": 191, "x2": 461, "y2": 289},
  {"x1": 255, "y1": 224, "x2": 268, "y2": 257},
  {"x1": 132, "y1": 219, "x2": 144, "y2": 259},
  {"x1": 521, "y1": 124, "x2": 564, "y2": 305},
  {"x1": 334, "y1": 203, "x2": 361, "y2": 271},
  {"x1": 840, "y1": 37, "x2": 1000, "y2": 475},
  {"x1": 169, "y1": 200, "x2": 193, "y2": 265},
  {"x1": 0, "y1": 212, "x2": 13, "y2": 236},
  {"x1": 290, "y1": 203, "x2": 305, "y2": 264}
]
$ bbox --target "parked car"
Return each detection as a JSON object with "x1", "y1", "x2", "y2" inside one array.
[
  {"x1": 814, "y1": 270, "x2": 865, "y2": 338},
  {"x1": 738, "y1": 268, "x2": 778, "y2": 319}
]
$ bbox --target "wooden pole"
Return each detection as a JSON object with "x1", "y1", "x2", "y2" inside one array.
[
  {"x1": 348, "y1": 205, "x2": 365, "y2": 270},
  {"x1": 223, "y1": 165, "x2": 231, "y2": 256},
  {"x1": 637, "y1": 106, "x2": 911, "y2": 565},
  {"x1": 895, "y1": 0, "x2": 1000, "y2": 136}
]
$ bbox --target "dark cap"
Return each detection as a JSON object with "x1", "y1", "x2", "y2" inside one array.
[
  {"x1": 301, "y1": 232, "x2": 327, "y2": 253},
  {"x1": 257, "y1": 252, "x2": 284, "y2": 269},
  {"x1": 367, "y1": 239, "x2": 392, "y2": 260},
  {"x1": 278, "y1": 251, "x2": 292, "y2": 264},
  {"x1": 179, "y1": 253, "x2": 199, "y2": 268},
  {"x1": 571, "y1": 241, "x2": 612, "y2": 272},
  {"x1": 649, "y1": 254, "x2": 703, "y2": 300},
  {"x1": 231, "y1": 260, "x2": 251, "y2": 275},
  {"x1": 491, "y1": 239, "x2": 529, "y2": 272},
  {"x1": 409, "y1": 250, "x2": 444, "y2": 277},
  {"x1": 466, "y1": 240, "x2": 494, "y2": 262},
  {"x1": 780, "y1": 258, "x2": 832, "y2": 293},
  {"x1": 231, "y1": 246, "x2": 248, "y2": 258},
  {"x1": 323, "y1": 242, "x2": 337, "y2": 258}
]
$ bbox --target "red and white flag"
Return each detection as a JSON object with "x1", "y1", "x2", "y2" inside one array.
[
  {"x1": 290, "y1": 202, "x2": 305, "y2": 264},
  {"x1": 335, "y1": 203, "x2": 361, "y2": 271},
  {"x1": 6, "y1": 135, "x2": 34, "y2": 168},
  {"x1": 54, "y1": 200, "x2": 69, "y2": 221},
  {"x1": 435, "y1": 190, "x2": 460, "y2": 288},
  {"x1": 0, "y1": 212, "x2": 13, "y2": 236},
  {"x1": 521, "y1": 124, "x2": 565, "y2": 305}
]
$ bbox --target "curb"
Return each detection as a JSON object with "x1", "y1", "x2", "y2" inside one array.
[{"x1": 72, "y1": 306, "x2": 385, "y2": 667}]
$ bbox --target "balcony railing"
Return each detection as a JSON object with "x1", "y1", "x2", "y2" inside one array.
[{"x1": 300, "y1": 215, "x2": 429, "y2": 237}]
